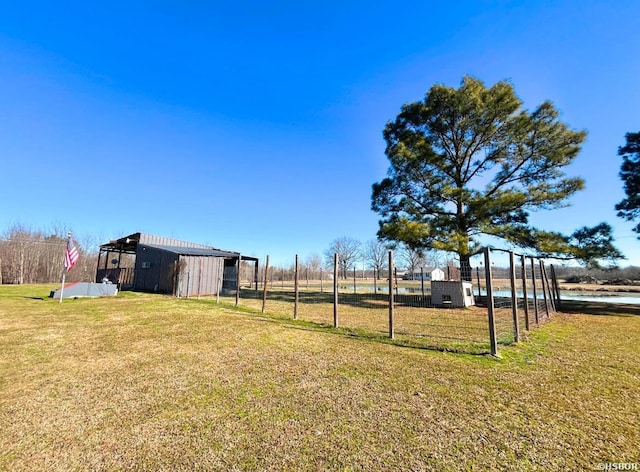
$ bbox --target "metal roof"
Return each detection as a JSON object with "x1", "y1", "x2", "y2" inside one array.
[
  {"x1": 143, "y1": 244, "x2": 240, "y2": 258},
  {"x1": 99, "y1": 232, "x2": 259, "y2": 261}
]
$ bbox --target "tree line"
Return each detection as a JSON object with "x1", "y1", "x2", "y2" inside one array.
[
  {"x1": 321, "y1": 237, "x2": 454, "y2": 280},
  {"x1": 0, "y1": 225, "x2": 99, "y2": 284}
]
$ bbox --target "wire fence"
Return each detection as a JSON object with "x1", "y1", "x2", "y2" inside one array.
[{"x1": 202, "y1": 248, "x2": 559, "y2": 356}]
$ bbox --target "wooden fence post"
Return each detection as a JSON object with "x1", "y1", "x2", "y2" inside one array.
[
  {"x1": 333, "y1": 254, "x2": 338, "y2": 328},
  {"x1": 216, "y1": 261, "x2": 222, "y2": 304},
  {"x1": 541, "y1": 262, "x2": 555, "y2": 314},
  {"x1": 509, "y1": 251, "x2": 520, "y2": 343},
  {"x1": 550, "y1": 264, "x2": 562, "y2": 309},
  {"x1": 520, "y1": 254, "x2": 530, "y2": 331},
  {"x1": 394, "y1": 267, "x2": 399, "y2": 296},
  {"x1": 262, "y1": 255, "x2": 269, "y2": 313},
  {"x1": 484, "y1": 247, "x2": 499, "y2": 357},
  {"x1": 530, "y1": 257, "x2": 539, "y2": 326},
  {"x1": 373, "y1": 268, "x2": 378, "y2": 293},
  {"x1": 388, "y1": 251, "x2": 394, "y2": 340},
  {"x1": 294, "y1": 255, "x2": 299, "y2": 320},
  {"x1": 235, "y1": 256, "x2": 241, "y2": 307},
  {"x1": 539, "y1": 260, "x2": 550, "y2": 319},
  {"x1": 353, "y1": 267, "x2": 357, "y2": 293}
]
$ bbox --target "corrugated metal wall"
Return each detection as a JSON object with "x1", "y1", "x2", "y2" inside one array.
[
  {"x1": 175, "y1": 255, "x2": 226, "y2": 297},
  {"x1": 134, "y1": 245, "x2": 179, "y2": 293},
  {"x1": 132, "y1": 239, "x2": 240, "y2": 296}
]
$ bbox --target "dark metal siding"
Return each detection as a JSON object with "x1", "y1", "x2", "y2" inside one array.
[
  {"x1": 222, "y1": 258, "x2": 239, "y2": 294},
  {"x1": 135, "y1": 245, "x2": 179, "y2": 293}
]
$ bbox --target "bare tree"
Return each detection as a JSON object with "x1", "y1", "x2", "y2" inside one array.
[
  {"x1": 0, "y1": 223, "x2": 96, "y2": 284},
  {"x1": 398, "y1": 244, "x2": 443, "y2": 278},
  {"x1": 398, "y1": 245, "x2": 425, "y2": 278},
  {"x1": 364, "y1": 239, "x2": 389, "y2": 279},
  {"x1": 324, "y1": 237, "x2": 362, "y2": 279},
  {"x1": 304, "y1": 253, "x2": 323, "y2": 280}
]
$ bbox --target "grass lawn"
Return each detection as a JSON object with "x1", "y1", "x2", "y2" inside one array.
[{"x1": 0, "y1": 284, "x2": 638, "y2": 471}]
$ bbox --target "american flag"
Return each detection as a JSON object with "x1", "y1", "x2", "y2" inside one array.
[{"x1": 65, "y1": 236, "x2": 79, "y2": 271}]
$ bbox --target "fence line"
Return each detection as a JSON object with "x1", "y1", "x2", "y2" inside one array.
[{"x1": 207, "y1": 247, "x2": 559, "y2": 356}]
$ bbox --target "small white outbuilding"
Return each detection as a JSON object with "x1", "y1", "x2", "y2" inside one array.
[{"x1": 431, "y1": 280, "x2": 475, "y2": 308}]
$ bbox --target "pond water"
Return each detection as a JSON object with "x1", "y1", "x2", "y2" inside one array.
[
  {"x1": 340, "y1": 285, "x2": 429, "y2": 295},
  {"x1": 490, "y1": 289, "x2": 640, "y2": 305},
  {"x1": 338, "y1": 285, "x2": 640, "y2": 305}
]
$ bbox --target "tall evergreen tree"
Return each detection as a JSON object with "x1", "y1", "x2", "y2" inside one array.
[
  {"x1": 615, "y1": 132, "x2": 640, "y2": 238},
  {"x1": 372, "y1": 76, "x2": 620, "y2": 276}
]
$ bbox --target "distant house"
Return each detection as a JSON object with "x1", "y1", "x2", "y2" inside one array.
[
  {"x1": 95, "y1": 232, "x2": 258, "y2": 297},
  {"x1": 401, "y1": 268, "x2": 446, "y2": 281}
]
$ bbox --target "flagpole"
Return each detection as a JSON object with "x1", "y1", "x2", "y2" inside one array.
[
  {"x1": 59, "y1": 231, "x2": 71, "y2": 304},
  {"x1": 59, "y1": 270, "x2": 66, "y2": 303}
]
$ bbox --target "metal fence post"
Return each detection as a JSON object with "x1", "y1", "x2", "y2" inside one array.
[{"x1": 484, "y1": 247, "x2": 499, "y2": 357}]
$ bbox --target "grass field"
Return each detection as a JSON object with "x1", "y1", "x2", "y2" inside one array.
[
  {"x1": 221, "y1": 287, "x2": 503, "y2": 355},
  {"x1": 0, "y1": 284, "x2": 638, "y2": 471}
]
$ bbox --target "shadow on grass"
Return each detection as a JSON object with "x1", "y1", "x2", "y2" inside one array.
[
  {"x1": 238, "y1": 288, "x2": 436, "y2": 310},
  {"x1": 267, "y1": 319, "x2": 493, "y2": 356},
  {"x1": 559, "y1": 299, "x2": 640, "y2": 317},
  {"x1": 204, "y1": 298, "x2": 494, "y2": 356}
]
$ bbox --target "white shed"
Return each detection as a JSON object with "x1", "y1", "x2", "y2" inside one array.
[
  {"x1": 431, "y1": 280, "x2": 475, "y2": 308},
  {"x1": 430, "y1": 268, "x2": 445, "y2": 281}
]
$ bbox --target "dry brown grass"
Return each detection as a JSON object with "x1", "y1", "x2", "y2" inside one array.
[
  {"x1": 0, "y1": 284, "x2": 638, "y2": 471},
  {"x1": 224, "y1": 287, "x2": 500, "y2": 354}
]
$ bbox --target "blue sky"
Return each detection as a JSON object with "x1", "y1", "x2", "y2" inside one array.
[{"x1": 1, "y1": 1, "x2": 638, "y2": 267}]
